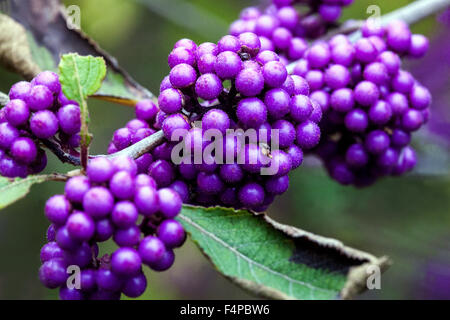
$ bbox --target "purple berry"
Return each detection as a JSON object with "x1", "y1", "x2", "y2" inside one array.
[
  {"x1": 87, "y1": 157, "x2": 114, "y2": 183},
  {"x1": 5, "y1": 99, "x2": 29, "y2": 126},
  {"x1": 30, "y1": 110, "x2": 59, "y2": 139},
  {"x1": 27, "y1": 85, "x2": 53, "y2": 111},
  {"x1": 111, "y1": 248, "x2": 142, "y2": 276},
  {"x1": 157, "y1": 219, "x2": 186, "y2": 248},
  {"x1": 195, "y1": 73, "x2": 223, "y2": 100},
  {"x1": 83, "y1": 187, "x2": 115, "y2": 219},
  {"x1": 45, "y1": 195, "x2": 72, "y2": 226},
  {"x1": 57, "y1": 104, "x2": 81, "y2": 135},
  {"x1": 67, "y1": 211, "x2": 95, "y2": 241},
  {"x1": 158, "y1": 188, "x2": 182, "y2": 218},
  {"x1": 235, "y1": 68, "x2": 264, "y2": 96},
  {"x1": 10, "y1": 137, "x2": 37, "y2": 164}
]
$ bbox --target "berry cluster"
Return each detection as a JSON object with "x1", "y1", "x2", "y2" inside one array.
[
  {"x1": 110, "y1": 34, "x2": 322, "y2": 211},
  {"x1": 39, "y1": 156, "x2": 185, "y2": 300},
  {"x1": 229, "y1": 0, "x2": 354, "y2": 62},
  {"x1": 291, "y1": 20, "x2": 431, "y2": 186},
  {"x1": 0, "y1": 71, "x2": 81, "y2": 178}
]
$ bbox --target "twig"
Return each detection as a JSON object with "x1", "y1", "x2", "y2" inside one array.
[
  {"x1": 41, "y1": 139, "x2": 81, "y2": 166},
  {"x1": 319, "y1": 20, "x2": 364, "y2": 41},
  {"x1": 104, "y1": 130, "x2": 165, "y2": 160},
  {"x1": 46, "y1": 169, "x2": 83, "y2": 182},
  {"x1": 286, "y1": 0, "x2": 450, "y2": 73}
]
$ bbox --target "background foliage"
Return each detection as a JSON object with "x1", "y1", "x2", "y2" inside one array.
[{"x1": 0, "y1": 0, "x2": 448, "y2": 299}]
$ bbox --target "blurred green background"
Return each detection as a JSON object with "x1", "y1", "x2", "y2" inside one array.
[{"x1": 0, "y1": 0, "x2": 449, "y2": 299}]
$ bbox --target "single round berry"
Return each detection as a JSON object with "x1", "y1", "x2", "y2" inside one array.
[
  {"x1": 197, "y1": 172, "x2": 224, "y2": 195},
  {"x1": 306, "y1": 44, "x2": 331, "y2": 68},
  {"x1": 139, "y1": 236, "x2": 166, "y2": 265},
  {"x1": 111, "y1": 247, "x2": 142, "y2": 276},
  {"x1": 40, "y1": 242, "x2": 63, "y2": 263},
  {"x1": 215, "y1": 51, "x2": 242, "y2": 79},
  {"x1": 354, "y1": 81, "x2": 380, "y2": 107},
  {"x1": 202, "y1": 109, "x2": 230, "y2": 135},
  {"x1": 87, "y1": 157, "x2": 114, "y2": 183},
  {"x1": 168, "y1": 47, "x2": 196, "y2": 68},
  {"x1": 296, "y1": 120, "x2": 321, "y2": 150},
  {"x1": 170, "y1": 63, "x2": 197, "y2": 88},
  {"x1": 238, "y1": 183, "x2": 265, "y2": 209},
  {"x1": 110, "y1": 171, "x2": 134, "y2": 200},
  {"x1": 33, "y1": 71, "x2": 61, "y2": 93},
  {"x1": 5, "y1": 99, "x2": 29, "y2": 126},
  {"x1": 157, "y1": 219, "x2": 186, "y2": 248},
  {"x1": 66, "y1": 211, "x2": 95, "y2": 241},
  {"x1": 345, "y1": 109, "x2": 368, "y2": 132},
  {"x1": 27, "y1": 85, "x2": 53, "y2": 111},
  {"x1": 290, "y1": 95, "x2": 313, "y2": 123},
  {"x1": 57, "y1": 104, "x2": 81, "y2": 135},
  {"x1": 239, "y1": 32, "x2": 261, "y2": 56},
  {"x1": 30, "y1": 110, "x2": 59, "y2": 139},
  {"x1": 365, "y1": 130, "x2": 390, "y2": 154},
  {"x1": 112, "y1": 201, "x2": 139, "y2": 229},
  {"x1": 96, "y1": 269, "x2": 122, "y2": 292},
  {"x1": 122, "y1": 273, "x2": 147, "y2": 298},
  {"x1": 265, "y1": 175, "x2": 289, "y2": 195},
  {"x1": 262, "y1": 61, "x2": 287, "y2": 87},
  {"x1": 39, "y1": 259, "x2": 67, "y2": 289},
  {"x1": 237, "y1": 98, "x2": 267, "y2": 129},
  {"x1": 369, "y1": 100, "x2": 392, "y2": 125},
  {"x1": 235, "y1": 68, "x2": 264, "y2": 96},
  {"x1": 402, "y1": 109, "x2": 424, "y2": 132},
  {"x1": 325, "y1": 64, "x2": 350, "y2": 89},
  {"x1": 148, "y1": 159, "x2": 175, "y2": 187},
  {"x1": 45, "y1": 195, "x2": 72, "y2": 226},
  {"x1": 8, "y1": 81, "x2": 32, "y2": 100},
  {"x1": 265, "y1": 88, "x2": 290, "y2": 120},
  {"x1": 162, "y1": 114, "x2": 190, "y2": 140},
  {"x1": 83, "y1": 187, "x2": 115, "y2": 219},
  {"x1": 158, "y1": 88, "x2": 183, "y2": 114},
  {"x1": 195, "y1": 73, "x2": 223, "y2": 100},
  {"x1": 158, "y1": 188, "x2": 182, "y2": 218},
  {"x1": 135, "y1": 100, "x2": 159, "y2": 121},
  {"x1": 134, "y1": 186, "x2": 159, "y2": 216},
  {"x1": 114, "y1": 225, "x2": 141, "y2": 247},
  {"x1": 10, "y1": 137, "x2": 37, "y2": 164},
  {"x1": 346, "y1": 143, "x2": 369, "y2": 168},
  {"x1": 218, "y1": 35, "x2": 241, "y2": 53},
  {"x1": 272, "y1": 119, "x2": 296, "y2": 148}
]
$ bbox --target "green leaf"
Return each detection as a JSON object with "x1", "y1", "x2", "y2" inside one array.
[
  {"x1": 0, "y1": 175, "x2": 51, "y2": 210},
  {"x1": 26, "y1": 32, "x2": 57, "y2": 72},
  {"x1": 178, "y1": 205, "x2": 390, "y2": 300},
  {"x1": 59, "y1": 53, "x2": 107, "y2": 105},
  {"x1": 59, "y1": 53, "x2": 106, "y2": 167}
]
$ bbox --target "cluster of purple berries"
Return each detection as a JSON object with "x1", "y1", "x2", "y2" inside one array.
[
  {"x1": 110, "y1": 34, "x2": 322, "y2": 211},
  {"x1": 39, "y1": 156, "x2": 185, "y2": 300},
  {"x1": 229, "y1": 0, "x2": 354, "y2": 61},
  {"x1": 0, "y1": 71, "x2": 81, "y2": 178},
  {"x1": 291, "y1": 20, "x2": 431, "y2": 186}
]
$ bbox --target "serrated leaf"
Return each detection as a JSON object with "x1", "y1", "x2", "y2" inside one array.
[
  {"x1": 59, "y1": 53, "x2": 106, "y2": 167},
  {"x1": 59, "y1": 53, "x2": 107, "y2": 105},
  {"x1": 1, "y1": 0, "x2": 155, "y2": 105},
  {"x1": 178, "y1": 205, "x2": 390, "y2": 300},
  {"x1": 0, "y1": 175, "x2": 51, "y2": 210}
]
